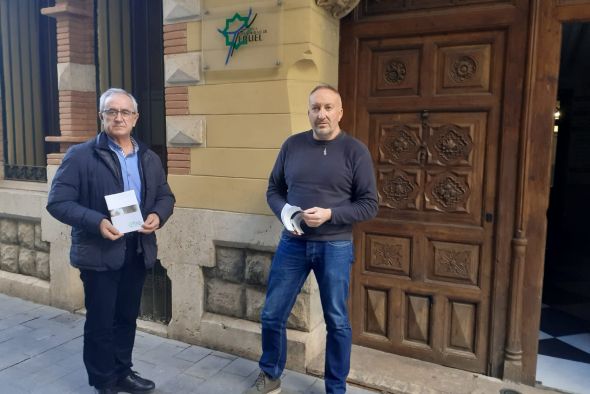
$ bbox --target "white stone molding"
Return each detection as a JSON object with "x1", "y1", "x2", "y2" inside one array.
[
  {"x1": 315, "y1": 0, "x2": 360, "y2": 19},
  {"x1": 56, "y1": 63, "x2": 96, "y2": 92},
  {"x1": 166, "y1": 115, "x2": 206, "y2": 147},
  {"x1": 163, "y1": 0, "x2": 201, "y2": 24},
  {"x1": 165, "y1": 52, "x2": 202, "y2": 86}
]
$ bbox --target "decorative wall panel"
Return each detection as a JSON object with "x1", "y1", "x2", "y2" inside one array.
[
  {"x1": 366, "y1": 234, "x2": 411, "y2": 276},
  {"x1": 404, "y1": 293, "x2": 431, "y2": 345},
  {"x1": 372, "y1": 48, "x2": 421, "y2": 96},
  {"x1": 447, "y1": 301, "x2": 476, "y2": 353},
  {"x1": 378, "y1": 168, "x2": 422, "y2": 210},
  {"x1": 424, "y1": 171, "x2": 471, "y2": 213},
  {"x1": 428, "y1": 240, "x2": 480, "y2": 286},
  {"x1": 437, "y1": 44, "x2": 491, "y2": 94},
  {"x1": 365, "y1": 287, "x2": 389, "y2": 337},
  {"x1": 427, "y1": 124, "x2": 473, "y2": 166},
  {"x1": 379, "y1": 123, "x2": 422, "y2": 165}
]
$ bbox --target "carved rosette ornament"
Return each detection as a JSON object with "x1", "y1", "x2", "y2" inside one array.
[
  {"x1": 430, "y1": 174, "x2": 469, "y2": 210},
  {"x1": 380, "y1": 125, "x2": 420, "y2": 164},
  {"x1": 380, "y1": 172, "x2": 418, "y2": 209},
  {"x1": 373, "y1": 242, "x2": 403, "y2": 268},
  {"x1": 451, "y1": 56, "x2": 477, "y2": 82},
  {"x1": 436, "y1": 249, "x2": 471, "y2": 279},
  {"x1": 431, "y1": 125, "x2": 473, "y2": 164},
  {"x1": 315, "y1": 0, "x2": 361, "y2": 18},
  {"x1": 385, "y1": 60, "x2": 407, "y2": 84}
]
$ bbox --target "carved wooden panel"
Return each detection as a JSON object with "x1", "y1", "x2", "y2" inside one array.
[
  {"x1": 372, "y1": 48, "x2": 421, "y2": 96},
  {"x1": 404, "y1": 293, "x2": 431, "y2": 345},
  {"x1": 427, "y1": 124, "x2": 474, "y2": 166},
  {"x1": 360, "y1": 0, "x2": 510, "y2": 17},
  {"x1": 365, "y1": 287, "x2": 389, "y2": 337},
  {"x1": 378, "y1": 168, "x2": 422, "y2": 210},
  {"x1": 373, "y1": 112, "x2": 486, "y2": 220},
  {"x1": 428, "y1": 240, "x2": 480, "y2": 286},
  {"x1": 350, "y1": 26, "x2": 508, "y2": 374},
  {"x1": 447, "y1": 301, "x2": 476, "y2": 354},
  {"x1": 437, "y1": 44, "x2": 491, "y2": 94},
  {"x1": 379, "y1": 122, "x2": 422, "y2": 165},
  {"x1": 366, "y1": 234, "x2": 411, "y2": 276},
  {"x1": 424, "y1": 171, "x2": 471, "y2": 213}
]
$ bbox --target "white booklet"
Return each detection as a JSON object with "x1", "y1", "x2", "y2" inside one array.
[{"x1": 104, "y1": 190, "x2": 144, "y2": 233}]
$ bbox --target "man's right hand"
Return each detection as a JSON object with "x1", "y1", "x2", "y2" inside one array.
[{"x1": 99, "y1": 218, "x2": 123, "y2": 240}]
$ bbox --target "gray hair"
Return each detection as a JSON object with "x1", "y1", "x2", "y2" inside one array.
[{"x1": 99, "y1": 88, "x2": 138, "y2": 113}]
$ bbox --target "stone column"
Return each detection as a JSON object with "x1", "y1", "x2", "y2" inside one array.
[
  {"x1": 42, "y1": 0, "x2": 97, "y2": 165},
  {"x1": 38, "y1": 0, "x2": 96, "y2": 311}
]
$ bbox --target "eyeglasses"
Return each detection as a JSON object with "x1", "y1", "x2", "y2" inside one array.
[{"x1": 102, "y1": 109, "x2": 136, "y2": 119}]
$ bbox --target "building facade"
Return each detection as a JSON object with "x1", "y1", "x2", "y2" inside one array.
[{"x1": 0, "y1": 0, "x2": 588, "y2": 386}]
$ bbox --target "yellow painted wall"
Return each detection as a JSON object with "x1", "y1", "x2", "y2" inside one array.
[{"x1": 172, "y1": 0, "x2": 339, "y2": 214}]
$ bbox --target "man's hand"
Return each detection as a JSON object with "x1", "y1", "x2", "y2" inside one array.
[
  {"x1": 138, "y1": 213, "x2": 160, "y2": 234},
  {"x1": 99, "y1": 218, "x2": 123, "y2": 240},
  {"x1": 302, "y1": 207, "x2": 331, "y2": 228}
]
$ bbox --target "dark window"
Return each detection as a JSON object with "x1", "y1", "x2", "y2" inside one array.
[
  {"x1": 0, "y1": 0, "x2": 59, "y2": 182},
  {"x1": 140, "y1": 260, "x2": 172, "y2": 324},
  {"x1": 97, "y1": 0, "x2": 171, "y2": 324},
  {"x1": 96, "y1": 0, "x2": 166, "y2": 168}
]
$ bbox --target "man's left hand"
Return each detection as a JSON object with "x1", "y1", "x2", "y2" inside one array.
[
  {"x1": 302, "y1": 207, "x2": 331, "y2": 228},
  {"x1": 138, "y1": 213, "x2": 160, "y2": 234}
]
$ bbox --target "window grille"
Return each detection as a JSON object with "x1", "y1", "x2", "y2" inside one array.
[
  {"x1": 0, "y1": 0, "x2": 58, "y2": 182},
  {"x1": 140, "y1": 260, "x2": 172, "y2": 324}
]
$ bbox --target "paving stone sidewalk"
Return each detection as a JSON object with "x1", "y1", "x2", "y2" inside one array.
[{"x1": 0, "y1": 293, "x2": 374, "y2": 394}]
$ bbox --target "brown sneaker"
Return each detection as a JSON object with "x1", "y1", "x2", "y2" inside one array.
[{"x1": 244, "y1": 370, "x2": 281, "y2": 394}]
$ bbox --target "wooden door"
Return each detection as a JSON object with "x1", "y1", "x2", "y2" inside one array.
[{"x1": 341, "y1": 1, "x2": 529, "y2": 374}]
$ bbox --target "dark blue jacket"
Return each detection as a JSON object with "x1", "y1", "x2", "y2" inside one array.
[{"x1": 47, "y1": 132, "x2": 175, "y2": 271}]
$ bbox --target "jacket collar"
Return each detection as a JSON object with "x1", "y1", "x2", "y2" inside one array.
[{"x1": 94, "y1": 131, "x2": 148, "y2": 155}]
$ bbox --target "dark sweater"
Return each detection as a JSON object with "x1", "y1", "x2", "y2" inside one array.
[{"x1": 267, "y1": 130, "x2": 378, "y2": 241}]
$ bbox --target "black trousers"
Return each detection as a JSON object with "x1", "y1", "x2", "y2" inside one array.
[{"x1": 79, "y1": 234, "x2": 146, "y2": 389}]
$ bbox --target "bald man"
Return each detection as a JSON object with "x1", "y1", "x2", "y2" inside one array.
[{"x1": 245, "y1": 85, "x2": 378, "y2": 394}]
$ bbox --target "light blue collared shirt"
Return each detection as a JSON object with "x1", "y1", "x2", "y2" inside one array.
[{"x1": 107, "y1": 135, "x2": 142, "y2": 206}]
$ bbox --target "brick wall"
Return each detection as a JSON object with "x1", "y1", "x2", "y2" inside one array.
[
  {"x1": 165, "y1": 86, "x2": 189, "y2": 116},
  {"x1": 163, "y1": 22, "x2": 191, "y2": 174},
  {"x1": 167, "y1": 147, "x2": 190, "y2": 175},
  {"x1": 163, "y1": 22, "x2": 187, "y2": 55}
]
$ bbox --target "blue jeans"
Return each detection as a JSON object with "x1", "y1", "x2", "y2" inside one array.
[{"x1": 259, "y1": 235, "x2": 353, "y2": 394}]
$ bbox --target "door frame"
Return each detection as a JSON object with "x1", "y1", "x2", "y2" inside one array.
[{"x1": 515, "y1": 0, "x2": 590, "y2": 384}]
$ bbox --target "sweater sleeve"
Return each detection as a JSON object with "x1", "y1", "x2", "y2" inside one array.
[
  {"x1": 266, "y1": 141, "x2": 289, "y2": 220},
  {"x1": 330, "y1": 143, "x2": 378, "y2": 225}
]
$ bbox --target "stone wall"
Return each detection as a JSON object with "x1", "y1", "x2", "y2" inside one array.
[
  {"x1": 204, "y1": 245, "x2": 311, "y2": 332},
  {"x1": 0, "y1": 217, "x2": 50, "y2": 280}
]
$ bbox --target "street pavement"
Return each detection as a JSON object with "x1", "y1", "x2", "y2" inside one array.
[{"x1": 0, "y1": 293, "x2": 375, "y2": 394}]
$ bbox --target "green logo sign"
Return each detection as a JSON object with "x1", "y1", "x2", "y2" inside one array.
[{"x1": 218, "y1": 8, "x2": 267, "y2": 65}]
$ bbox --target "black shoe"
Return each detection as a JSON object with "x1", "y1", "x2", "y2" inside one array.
[
  {"x1": 94, "y1": 388, "x2": 118, "y2": 394},
  {"x1": 115, "y1": 370, "x2": 155, "y2": 393}
]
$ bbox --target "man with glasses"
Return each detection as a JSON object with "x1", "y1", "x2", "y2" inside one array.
[
  {"x1": 47, "y1": 88, "x2": 175, "y2": 394},
  {"x1": 245, "y1": 85, "x2": 378, "y2": 394}
]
